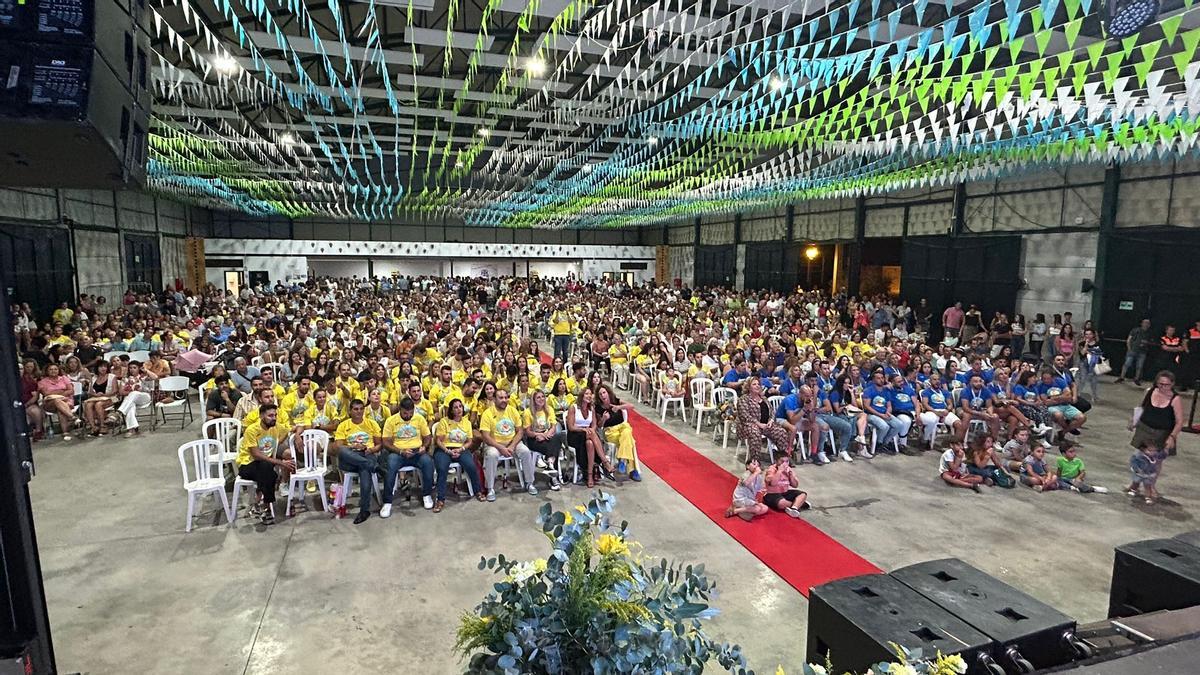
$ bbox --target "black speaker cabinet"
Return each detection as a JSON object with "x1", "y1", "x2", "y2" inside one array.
[
  {"x1": 0, "y1": 0, "x2": 150, "y2": 187},
  {"x1": 1109, "y1": 538, "x2": 1200, "y2": 618},
  {"x1": 892, "y1": 558, "x2": 1081, "y2": 672},
  {"x1": 1172, "y1": 529, "x2": 1200, "y2": 550},
  {"x1": 807, "y1": 573, "x2": 998, "y2": 675}
]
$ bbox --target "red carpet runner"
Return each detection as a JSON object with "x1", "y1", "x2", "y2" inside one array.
[{"x1": 625, "y1": 408, "x2": 881, "y2": 596}]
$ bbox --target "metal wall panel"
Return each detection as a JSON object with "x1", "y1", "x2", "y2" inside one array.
[
  {"x1": 1116, "y1": 179, "x2": 1171, "y2": 228},
  {"x1": 864, "y1": 206, "x2": 904, "y2": 237}
]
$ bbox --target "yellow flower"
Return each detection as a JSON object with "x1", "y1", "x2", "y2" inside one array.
[
  {"x1": 574, "y1": 504, "x2": 587, "y2": 514},
  {"x1": 596, "y1": 533, "x2": 630, "y2": 557},
  {"x1": 775, "y1": 667, "x2": 786, "y2": 675},
  {"x1": 480, "y1": 616, "x2": 491, "y2": 624},
  {"x1": 563, "y1": 512, "x2": 574, "y2": 525},
  {"x1": 932, "y1": 653, "x2": 967, "y2": 675},
  {"x1": 533, "y1": 558, "x2": 548, "y2": 573}
]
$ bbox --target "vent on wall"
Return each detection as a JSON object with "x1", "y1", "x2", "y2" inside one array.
[
  {"x1": 206, "y1": 258, "x2": 244, "y2": 267},
  {"x1": 619, "y1": 262, "x2": 649, "y2": 270}
]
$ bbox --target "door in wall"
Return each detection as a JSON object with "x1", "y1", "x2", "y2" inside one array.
[
  {"x1": 0, "y1": 223, "x2": 75, "y2": 320},
  {"x1": 694, "y1": 245, "x2": 737, "y2": 288},
  {"x1": 124, "y1": 234, "x2": 161, "y2": 289}
]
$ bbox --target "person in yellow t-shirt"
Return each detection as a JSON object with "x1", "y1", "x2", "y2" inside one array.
[
  {"x1": 299, "y1": 388, "x2": 341, "y2": 434},
  {"x1": 523, "y1": 390, "x2": 564, "y2": 491},
  {"x1": 432, "y1": 398, "x2": 482, "y2": 509},
  {"x1": 380, "y1": 397, "x2": 434, "y2": 515},
  {"x1": 237, "y1": 404, "x2": 296, "y2": 525},
  {"x1": 550, "y1": 303, "x2": 575, "y2": 362},
  {"x1": 547, "y1": 378, "x2": 575, "y2": 418},
  {"x1": 405, "y1": 381, "x2": 436, "y2": 421},
  {"x1": 332, "y1": 398, "x2": 383, "y2": 524},
  {"x1": 479, "y1": 389, "x2": 535, "y2": 501},
  {"x1": 279, "y1": 376, "x2": 315, "y2": 426},
  {"x1": 364, "y1": 388, "x2": 391, "y2": 428}
]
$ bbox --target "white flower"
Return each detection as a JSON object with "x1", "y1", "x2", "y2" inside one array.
[
  {"x1": 506, "y1": 561, "x2": 537, "y2": 584},
  {"x1": 808, "y1": 665, "x2": 827, "y2": 675},
  {"x1": 888, "y1": 663, "x2": 918, "y2": 675}
]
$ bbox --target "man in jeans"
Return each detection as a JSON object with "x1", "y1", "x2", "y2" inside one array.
[
  {"x1": 809, "y1": 372, "x2": 856, "y2": 462},
  {"x1": 550, "y1": 303, "x2": 575, "y2": 362},
  {"x1": 1116, "y1": 318, "x2": 1152, "y2": 385},
  {"x1": 381, "y1": 397, "x2": 435, "y2": 516},
  {"x1": 333, "y1": 399, "x2": 383, "y2": 525}
]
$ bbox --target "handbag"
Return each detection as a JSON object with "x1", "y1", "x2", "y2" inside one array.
[{"x1": 1094, "y1": 358, "x2": 1112, "y2": 376}]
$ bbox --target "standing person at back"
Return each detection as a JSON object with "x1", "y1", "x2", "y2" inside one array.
[
  {"x1": 550, "y1": 303, "x2": 575, "y2": 362},
  {"x1": 942, "y1": 302, "x2": 965, "y2": 342},
  {"x1": 1116, "y1": 319, "x2": 1152, "y2": 386}
]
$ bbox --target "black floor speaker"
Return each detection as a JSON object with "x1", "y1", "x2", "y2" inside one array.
[
  {"x1": 1109, "y1": 538, "x2": 1200, "y2": 618},
  {"x1": 807, "y1": 573, "x2": 999, "y2": 674},
  {"x1": 892, "y1": 558, "x2": 1083, "y2": 672}
]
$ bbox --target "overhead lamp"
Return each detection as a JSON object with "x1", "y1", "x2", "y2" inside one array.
[
  {"x1": 278, "y1": 133, "x2": 297, "y2": 146},
  {"x1": 213, "y1": 55, "x2": 240, "y2": 74},
  {"x1": 769, "y1": 76, "x2": 785, "y2": 92},
  {"x1": 580, "y1": 164, "x2": 592, "y2": 174},
  {"x1": 804, "y1": 245, "x2": 820, "y2": 261},
  {"x1": 525, "y1": 57, "x2": 548, "y2": 77},
  {"x1": 478, "y1": 128, "x2": 491, "y2": 138},
  {"x1": 647, "y1": 136, "x2": 659, "y2": 146},
  {"x1": 455, "y1": 160, "x2": 464, "y2": 169},
  {"x1": 1103, "y1": 0, "x2": 1160, "y2": 39}
]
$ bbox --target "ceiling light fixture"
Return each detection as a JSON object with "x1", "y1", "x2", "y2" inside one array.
[
  {"x1": 478, "y1": 128, "x2": 491, "y2": 138},
  {"x1": 278, "y1": 133, "x2": 297, "y2": 146},
  {"x1": 647, "y1": 137, "x2": 659, "y2": 146},
  {"x1": 769, "y1": 76, "x2": 785, "y2": 92},
  {"x1": 213, "y1": 55, "x2": 240, "y2": 74},
  {"x1": 525, "y1": 57, "x2": 548, "y2": 77},
  {"x1": 455, "y1": 160, "x2": 465, "y2": 169}
]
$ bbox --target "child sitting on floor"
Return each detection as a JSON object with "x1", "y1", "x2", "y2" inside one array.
[
  {"x1": 939, "y1": 440, "x2": 983, "y2": 493},
  {"x1": 1020, "y1": 445, "x2": 1057, "y2": 492},
  {"x1": 967, "y1": 434, "x2": 1016, "y2": 488},
  {"x1": 725, "y1": 457, "x2": 769, "y2": 521},
  {"x1": 1002, "y1": 427, "x2": 1033, "y2": 473},
  {"x1": 1056, "y1": 441, "x2": 1109, "y2": 494},
  {"x1": 1127, "y1": 440, "x2": 1167, "y2": 504}
]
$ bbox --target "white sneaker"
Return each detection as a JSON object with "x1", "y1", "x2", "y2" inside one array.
[
  {"x1": 854, "y1": 434, "x2": 868, "y2": 445},
  {"x1": 839, "y1": 450, "x2": 854, "y2": 462},
  {"x1": 487, "y1": 489, "x2": 496, "y2": 502},
  {"x1": 380, "y1": 504, "x2": 392, "y2": 518},
  {"x1": 784, "y1": 506, "x2": 803, "y2": 518},
  {"x1": 422, "y1": 495, "x2": 434, "y2": 509},
  {"x1": 549, "y1": 477, "x2": 561, "y2": 491},
  {"x1": 526, "y1": 484, "x2": 539, "y2": 496},
  {"x1": 816, "y1": 452, "x2": 830, "y2": 465},
  {"x1": 1093, "y1": 486, "x2": 1110, "y2": 494},
  {"x1": 858, "y1": 449, "x2": 874, "y2": 459}
]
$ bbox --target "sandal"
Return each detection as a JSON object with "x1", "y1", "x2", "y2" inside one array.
[
  {"x1": 432, "y1": 500, "x2": 444, "y2": 513},
  {"x1": 476, "y1": 492, "x2": 487, "y2": 502}
]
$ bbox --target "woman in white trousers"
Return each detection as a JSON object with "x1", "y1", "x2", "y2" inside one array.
[{"x1": 116, "y1": 361, "x2": 157, "y2": 438}]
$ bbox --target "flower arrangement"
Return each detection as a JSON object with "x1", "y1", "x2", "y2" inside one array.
[
  {"x1": 776, "y1": 646, "x2": 968, "y2": 675},
  {"x1": 454, "y1": 492, "x2": 750, "y2": 674}
]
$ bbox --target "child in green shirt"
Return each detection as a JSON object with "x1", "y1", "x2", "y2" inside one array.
[{"x1": 1055, "y1": 442, "x2": 1108, "y2": 494}]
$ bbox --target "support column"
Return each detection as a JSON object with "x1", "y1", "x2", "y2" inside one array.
[
  {"x1": 733, "y1": 214, "x2": 744, "y2": 291},
  {"x1": 847, "y1": 197, "x2": 866, "y2": 295},
  {"x1": 1092, "y1": 164, "x2": 1121, "y2": 327},
  {"x1": 692, "y1": 216, "x2": 701, "y2": 288},
  {"x1": 951, "y1": 182, "x2": 967, "y2": 236}
]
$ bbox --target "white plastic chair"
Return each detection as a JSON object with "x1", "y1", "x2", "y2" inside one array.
[
  {"x1": 286, "y1": 429, "x2": 331, "y2": 516},
  {"x1": 611, "y1": 363, "x2": 630, "y2": 390},
  {"x1": 106, "y1": 350, "x2": 130, "y2": 362},
  {"x1": 659, "y1": 374, "x2": 687, "y2": 424},
  {"x1": 690, "y1": 379, "x2": 716, "y2": 435},
  {"x1": 341, "y1": 471, "x2": 384, "y2": 508},
  {"x1": 44, "y1": 381, "x2": 83, "y2": 438},
  {"x1": 178, "y1": 439, "x2": 232, "y2": 532},
  {"x1": 202, "y1": 417, "x2": 242, "y2": 475},
  {"x1": 127, "y1": 350, "x2": 151, "y2": 364},
  {"x1": 156, "y1": 376, "x2": 194, "y2": 428},
  {"x1": 710, "y1": 387, "x2": 738, "y2": 448},
  {"x1": 869, "y1": 425, "x2": 901, "y2": 455},
  {"x1": 231, "y1": 475, "x2": 275, "y2": 524}
]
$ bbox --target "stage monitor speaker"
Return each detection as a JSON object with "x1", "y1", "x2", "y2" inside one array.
[
  {"x1": 892, "y1": 558, "x2": 1086, "y2": 672},
  {"x1": 1109, "y1": 538, "x2": 1200, "y2": 618},
  {"x1": 0, "y1": 0, "x2": 150, "y2": 188},
  {"x1": 1173, "y1": 530, "x2": 1200, "y2": 550},
  {"x1": 807, "y1": 573, "x2": 999, "y2": 675}
]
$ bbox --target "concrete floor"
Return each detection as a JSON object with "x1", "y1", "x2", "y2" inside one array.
[{"x1": 31, "y1": 380, "x2": 1199, "y2": 674}]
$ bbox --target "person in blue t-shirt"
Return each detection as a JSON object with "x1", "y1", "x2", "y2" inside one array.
[
  {"x1": 918, "y1": 371, "x2": 962, "y2": 449},
  {"x1": 959, "y1": 373, "x2": 1001, "y2": 447},
  {"x1": 1034, "y1": 367, "x2": 1086, "y2": 441},
  {"x1": 860, "y1": 368, "x2": 907, "y2": 453},
  {"x1": 721, "y1": 358, "x2": 751, "y2": 390},
  {"x1": 777, "y1": 382, "x2": 829, "y2": 464},
  {"x1": 778, "y1": 364, "x2": 805, "y2": 397},
  {"x1": 807, "y1": 371, "x2": 854, "y2": 462},
  {"x1": 887, "y1": 372, "x2": 918, "y2": 451}
]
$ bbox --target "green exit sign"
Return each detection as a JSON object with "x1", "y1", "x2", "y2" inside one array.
[{"x1": 1118, "y1": 301, "x2": 1134, "y2": 311}]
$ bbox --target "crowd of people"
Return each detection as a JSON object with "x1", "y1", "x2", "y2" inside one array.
[{"x1": 9, "y1": 272, "x2": 1190, "y2": 527}]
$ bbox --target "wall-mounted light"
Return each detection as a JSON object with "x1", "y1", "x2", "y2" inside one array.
[
  {"x1": 804, "y1": 245, "x2": 819, "y2": 261},
  {"x1": 213, "y1": 55, "x2": 240, "y2": 75}
]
